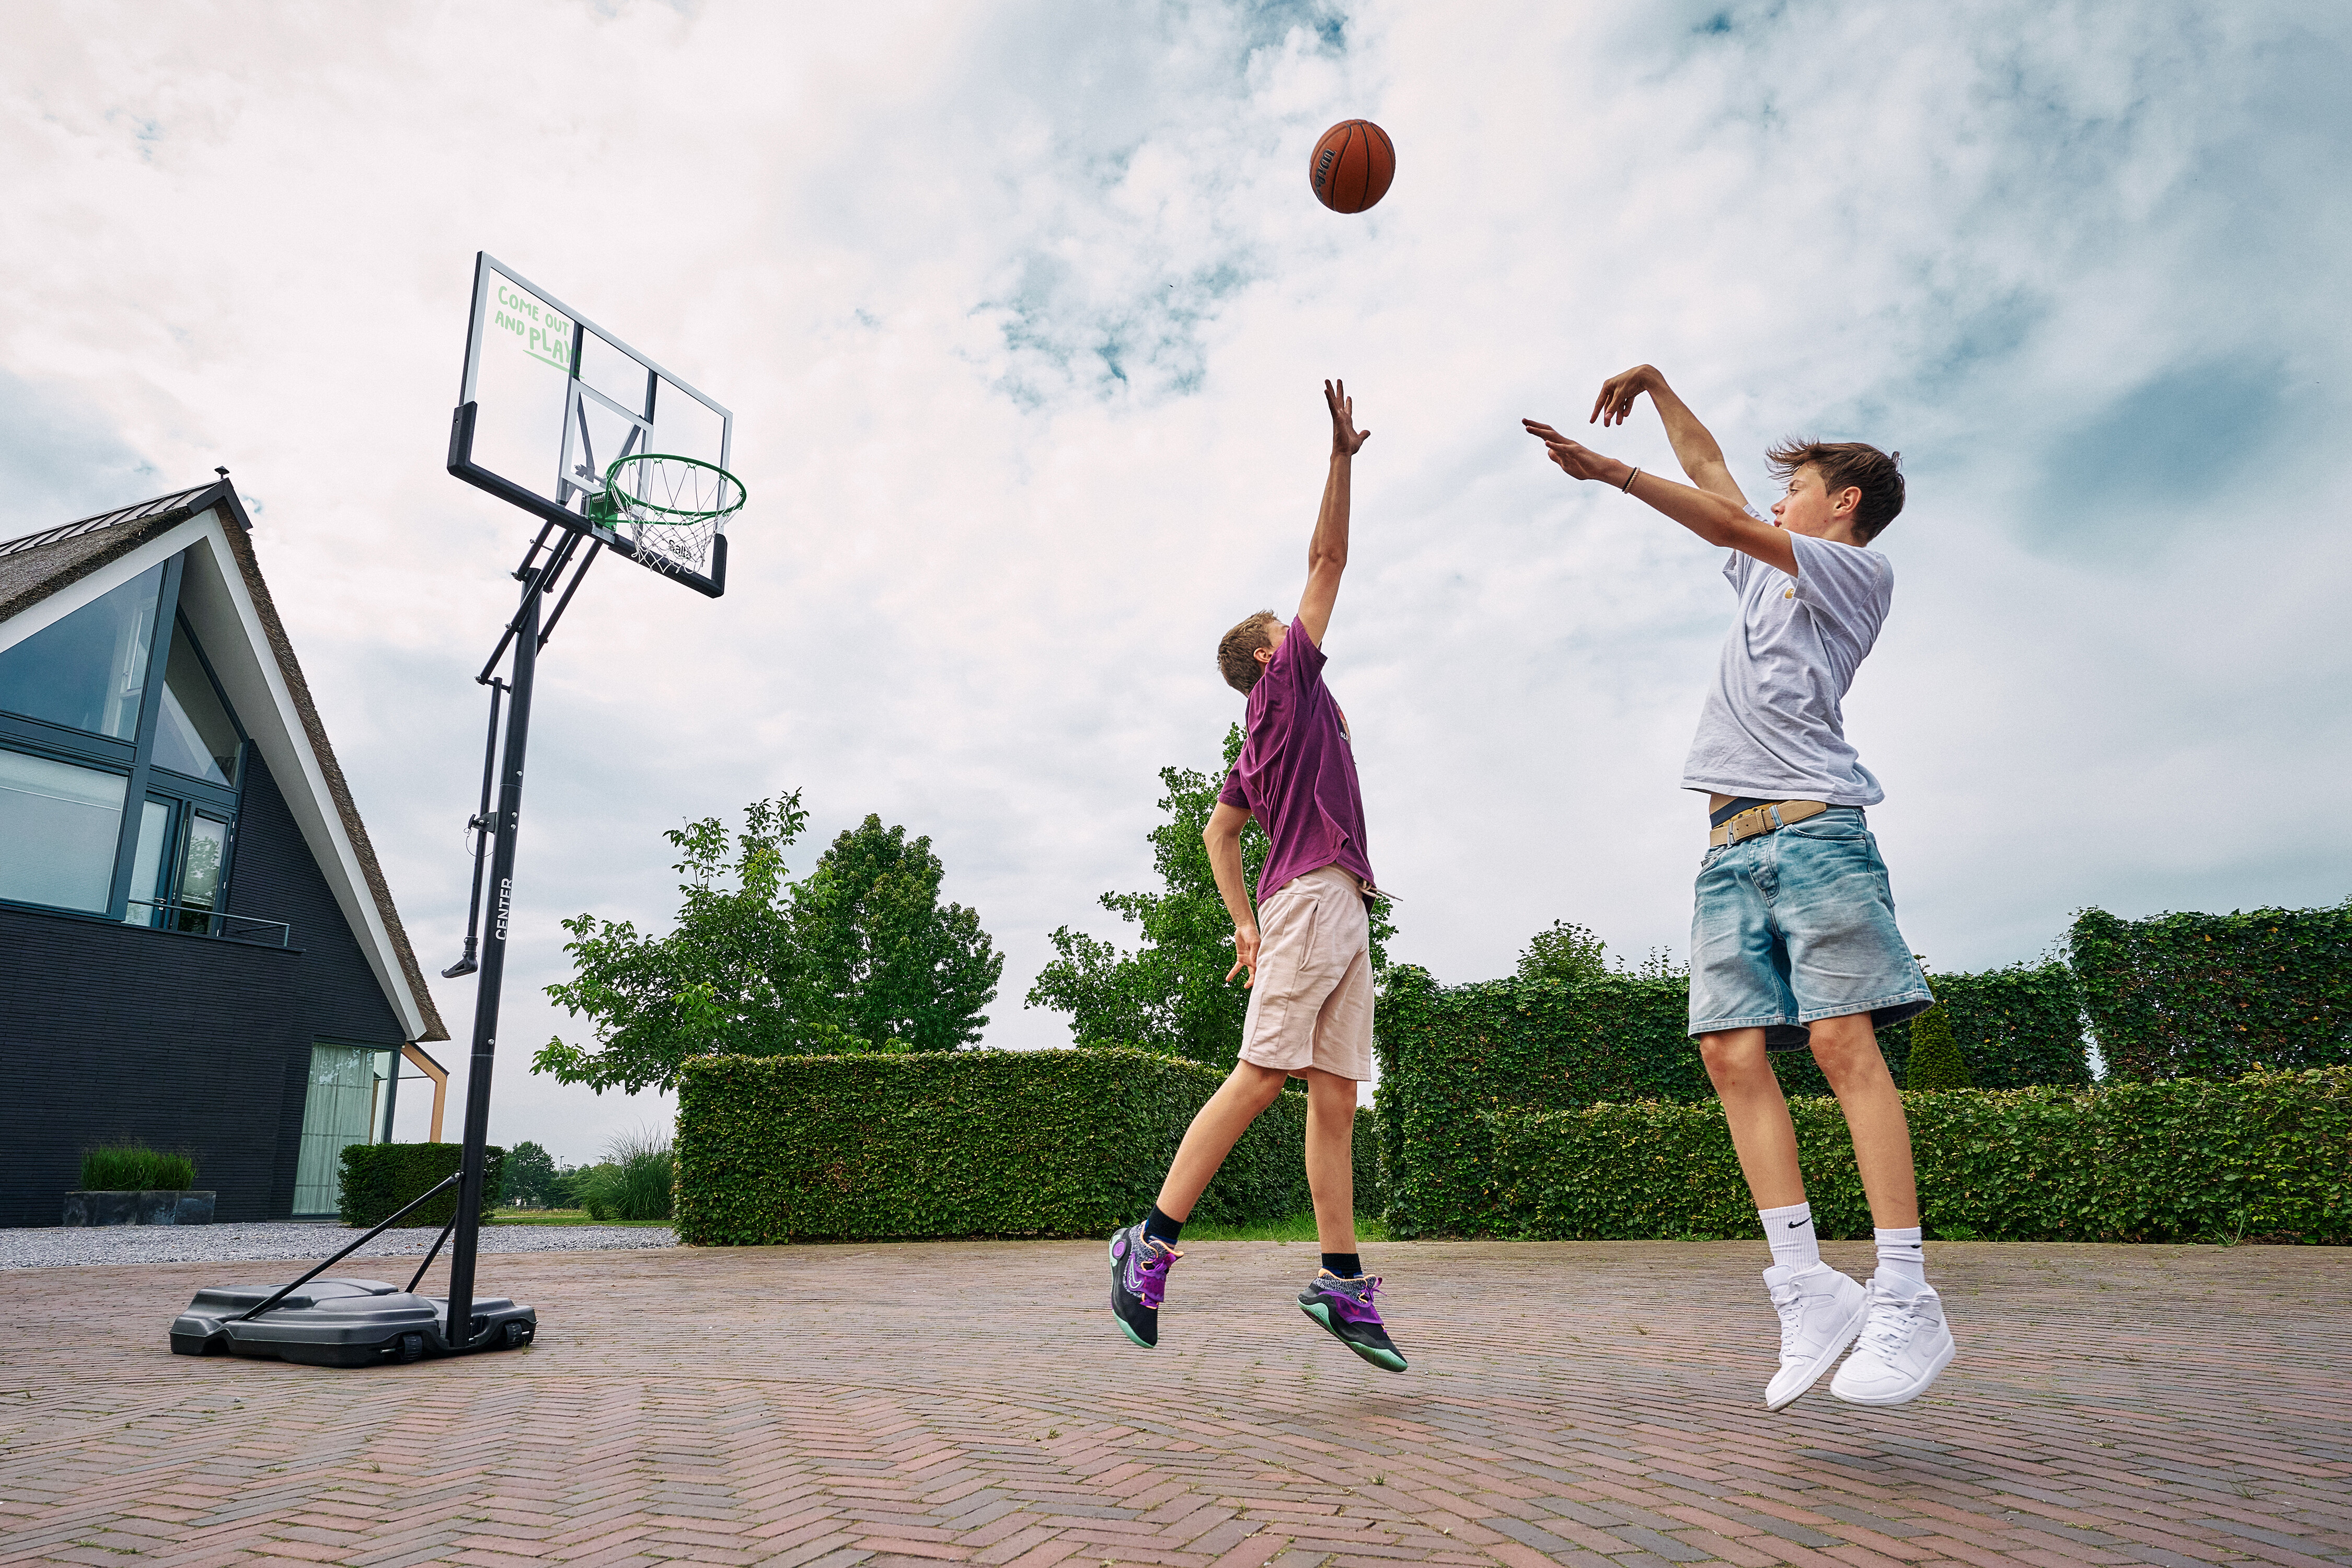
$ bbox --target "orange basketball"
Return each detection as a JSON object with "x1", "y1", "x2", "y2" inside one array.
[{"x1": 1308, "y1": 119, "x2": 1395, "y2": 214}]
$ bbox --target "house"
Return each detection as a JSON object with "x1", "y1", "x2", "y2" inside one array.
[{"x1": 0, "y1": 477, "x2": 451, "y2": 1225}]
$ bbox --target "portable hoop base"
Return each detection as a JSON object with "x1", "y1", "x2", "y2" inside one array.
[{"x1": 170, "y1": 1279, "x2": 535, "y2": 1368}]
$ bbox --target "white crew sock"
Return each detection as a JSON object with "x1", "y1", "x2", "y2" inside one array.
[
  {"x1": 1874, "y1": 1226, "x2": 1926, "y2": 1290},
  {"x1": 1759, "y1": 1202, "x2": 1819, "y2": 1271}
]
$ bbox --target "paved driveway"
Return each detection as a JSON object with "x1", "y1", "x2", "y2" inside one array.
[{"x1": 1, "y1": 1239, "x2": 2345, "y2": 1568}]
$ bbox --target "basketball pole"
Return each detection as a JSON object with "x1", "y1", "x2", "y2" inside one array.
[{"x1": 443, "y1": 561, "x2": 544, "y2": 1350}]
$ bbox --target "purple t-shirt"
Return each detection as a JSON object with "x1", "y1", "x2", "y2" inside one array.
[{"x1": 1217, "y1": 618, "x2": 1377, "y2": 898}]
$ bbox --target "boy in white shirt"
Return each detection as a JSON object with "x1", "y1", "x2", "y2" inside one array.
[{"x1": 1523, "y1": 364, "x2": 1954, "y2": 1410}]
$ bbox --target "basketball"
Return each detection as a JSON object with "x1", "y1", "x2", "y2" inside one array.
[{"x1": 1308, "y1": 119, "x2": 1395, "y2": 214}]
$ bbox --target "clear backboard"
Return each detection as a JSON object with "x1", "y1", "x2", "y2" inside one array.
[{"x1": 448, "y1": 252, "x2": 734, "y2": 596}]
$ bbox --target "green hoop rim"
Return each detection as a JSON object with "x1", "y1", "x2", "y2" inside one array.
[{"x1": 599, "y1": 453, "x2": 747, "y2": 527}]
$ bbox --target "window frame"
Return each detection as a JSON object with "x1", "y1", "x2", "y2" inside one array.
[{"x1": 0, "y1": 548, "x2": 252, "y2": 929}]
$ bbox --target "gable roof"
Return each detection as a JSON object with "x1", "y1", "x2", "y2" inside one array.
[{"x1": 0, "y1": 480, "x2": 449, "y2": 1043}]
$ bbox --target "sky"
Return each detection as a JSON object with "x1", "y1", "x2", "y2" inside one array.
[{"x1": 4, "y1": 1, "x2": 2347, "y2": 1166}]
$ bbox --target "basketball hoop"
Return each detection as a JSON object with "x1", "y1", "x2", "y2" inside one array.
[{"x1": 591, "y1": 454, "x2": 745, "y2": 581}]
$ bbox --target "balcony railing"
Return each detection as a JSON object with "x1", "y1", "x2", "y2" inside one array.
[{"x1": 126, "y1": 899, "x2": 292, "y2": 947}]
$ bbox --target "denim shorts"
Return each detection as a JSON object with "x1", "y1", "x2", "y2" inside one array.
[{"x1": 1688, "y1": 807, "x2": 1933, "y2": 1049}]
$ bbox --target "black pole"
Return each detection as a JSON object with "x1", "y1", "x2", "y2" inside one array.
[
  {"x1": 441, "y1": 678, "x2": 506, "y2": 979},
  {"x1": 443, "y1": 570, "x2": 541, "y2": 1348}
]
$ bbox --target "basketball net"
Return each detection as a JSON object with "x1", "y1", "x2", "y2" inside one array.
[{"x1": 592, "y1": 454, "x2": 745, "y2": 581}]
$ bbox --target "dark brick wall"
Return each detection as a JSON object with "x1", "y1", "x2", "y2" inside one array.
[{"x1": 0, "y1": 754, "x2": 412, "y2": 1227}]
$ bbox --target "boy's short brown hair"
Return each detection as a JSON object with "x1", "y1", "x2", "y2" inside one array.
[
  {"x1": 1218, "y1": 610, "x2": 1280, "y2": 694},
  {"x1": 1767, "y1": 439, "x2": 1906, "y2": 543}
]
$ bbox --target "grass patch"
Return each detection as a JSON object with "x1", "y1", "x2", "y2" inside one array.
[
  {"x1": 490, "y1": 1208, "x2": 673, "y2": 1228},
  {"x1": 81, "y1": 1146, "x2": 195, "y2": 1191},
  {"x1": 1177, "y1": 1210, "x2": 1390, "y2": 1243}
]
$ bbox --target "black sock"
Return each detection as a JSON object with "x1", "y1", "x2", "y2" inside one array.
[
  {"x1": 1321, "y1": 1252, "x2": 1362, "y2": 1278},
  {"x1": 1144, "y1": 1205, "x2": 1184, "y2": 1247}
]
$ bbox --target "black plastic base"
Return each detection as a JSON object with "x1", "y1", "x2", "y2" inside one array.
[{"x1": 170, "y1": 1278, "x2": 536, "y2": 1368}]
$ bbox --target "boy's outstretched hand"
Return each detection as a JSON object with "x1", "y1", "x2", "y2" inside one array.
[
  {"x1": 1327, "y1": 378, "x2": 1369, "y2": 456},
  {"x1": 1522, "y1": 419, "x2": 1624, "y2": 485},
  {"x1": 1590, "y1": 363, "x2": 1663, "y2": 427}
]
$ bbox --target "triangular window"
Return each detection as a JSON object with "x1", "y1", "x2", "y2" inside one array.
[
  {"x1": 152, "y1": 621, "x2": 241, "y2": 785},
  {"x1": 0, "y1": 563, "x2": 163, "y2": 740}
]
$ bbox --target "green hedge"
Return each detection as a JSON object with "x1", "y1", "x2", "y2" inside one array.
[
  {"x1": 338, "y1": 1143, "x2": 505, "y2": 1228},
  {"x1": 677, "y1": 1047, "x2": 1374, "y2": 1243},
  {"x1": 1351, "y1": 1104, "x2": 1382, "y2": 1217},
  {"x1": 1373, "y1": 962, "x2": 2085, "y2": 1237},
  {"x1": 1374, "y1": 966, "x2": 1697, "y2": 1239},
  {"x1": 1485, "y1": 1067, "x2": 2350, "y2": 1244},
  {"x1": 2073, "y1": 903, "x2": 2351, "y2": 1081}
]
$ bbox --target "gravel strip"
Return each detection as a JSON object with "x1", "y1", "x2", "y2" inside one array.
[{"x1": 0, "y1": 1221, "x2": 676, "y2": 1270}]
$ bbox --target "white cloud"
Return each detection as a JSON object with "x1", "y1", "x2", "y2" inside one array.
[{"x1": 3, "y1": 0, "x2": 2345, "y2": 1162}]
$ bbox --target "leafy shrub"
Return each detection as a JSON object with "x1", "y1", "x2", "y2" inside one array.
[
  {"x1": 678, "y1": 1047, "x2": 1339, "y2": 1243},
  {"x1": 573, "y1": 1128, "x2": 676, "y2": 1221},
  {"x1": 80, "y1": 1146, "x2": 195, "y2": 1191},
  {"x1": 2073, "y1": 903, "x2": 2351, "y2": 1081},
  {"x1": 1904, "y1": 1002, "x2": 1973, "y2": 1089},
  {"x1": 1486, "y1": 1067, "x2": 2350, "y2": 1243},
  {"x1": 338, "y1": 1143, "x2": 504, "y2": 1228}
]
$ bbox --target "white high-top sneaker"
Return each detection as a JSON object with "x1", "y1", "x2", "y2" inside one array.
[
  {"x1": 1762, "y1": 1262, "x2": 1869, "y2": 1411},
  {"x1": 1830, "y1": 1277, "x2": 1955, "y2": 1406}
]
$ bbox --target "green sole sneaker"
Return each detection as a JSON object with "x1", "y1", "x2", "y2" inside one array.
[{"x1": 1298, "y1": 1275, "x2": 1408, "y2": 1372}]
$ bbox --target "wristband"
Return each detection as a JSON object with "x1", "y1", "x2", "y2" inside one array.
[{"x1": 1621, "y1": 466, "x2": 1641, "y2": 493}]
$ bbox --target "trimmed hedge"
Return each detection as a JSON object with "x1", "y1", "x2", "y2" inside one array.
[
  {"x1": 338, "y1": 1143, "x2": 505, "y2": 1228},
  {"x1": 2073, "y1": 903, "x2": 2351, "y2": 1081},
  {"x1": 1374, "y1": 966, "x2": 1697, "y2": 1239},
  {"x1": 1373, "y1": 961, "x2": 2086, "y2": 1237},
  {"x1": 678, "y1": 1047, "x2": 1373, "y2": 1244},
  {"x1": 1486, "y1": 1067, "x2": 2350, "y2": 1244}
]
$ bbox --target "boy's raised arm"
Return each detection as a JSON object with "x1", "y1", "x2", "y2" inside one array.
[
  {"x1": 1297, "y1": 379, "x2": 1370, "y2": 647},
  {"x1": 1591, "y1": 364, "x2": 1748, "y2": 507},
  {"x1": 1521, "y1": 416, "x2": 1798, "y2": 577}
]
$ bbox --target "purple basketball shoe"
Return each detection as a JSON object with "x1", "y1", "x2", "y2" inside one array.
[
  {"x1": 1298, "y1": 1271, "x2": 1407, "y2": 1371},
  {"x1": 1108, "y1": 1221, "x2": 1182, "y2": 1348}
]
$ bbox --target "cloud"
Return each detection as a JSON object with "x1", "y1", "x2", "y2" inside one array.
[
  {"x1": 2, "y1": 0, "x2": 2346, "y2": 1161},
  {"x1": 0, "y1": 368, "x2": 160, "y2": 538}
]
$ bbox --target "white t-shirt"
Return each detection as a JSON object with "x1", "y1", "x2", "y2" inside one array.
[{"x1": 1680, "y1": 524, "x2": 1892, "y2": 806}]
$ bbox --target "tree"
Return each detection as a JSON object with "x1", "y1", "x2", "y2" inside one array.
[
  {"x1": 793, "y1": 816, "x2": 1005, "y2": 1052},
  {"x1": 499, "y1": 1140, "x2": 558, "y2": 1208},
  {"x1": 1028, "y1": 725, "x2": 1395, "y2": 1070},
  {"x1": 1517, "y1": 920, "x2": 1610, "y2": 984},
  {"x1": 1516, "y1": 919, "x2": 1685, "y2": 984},
  {"x1": 534, "y1": 793, "x2": 1002, "y2": 1093}
]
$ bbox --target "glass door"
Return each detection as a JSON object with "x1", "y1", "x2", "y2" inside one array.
[
  {"x1": 122, "y1": 798, "x2": 234, "y2": 932},
  {"x1": 175, "y1": 814, "x2": 227, "y2": 933},
  {"x1": 293, "y1": 1045, "x2": 397, "y2": 1216}
]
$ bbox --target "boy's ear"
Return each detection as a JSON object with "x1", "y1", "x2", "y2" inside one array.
[{"x1": 1256, "y1": 644, "x2": 1275, "y2": 664}]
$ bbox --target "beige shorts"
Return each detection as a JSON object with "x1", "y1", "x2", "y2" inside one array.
[{"x1": 1239, "y1": 864, "x2": 1374, "y2": 1081}]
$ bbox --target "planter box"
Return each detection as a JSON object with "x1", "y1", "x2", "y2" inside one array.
[{"x1": 62, "y1": 1190, "x2": 216, "y2": 1226}]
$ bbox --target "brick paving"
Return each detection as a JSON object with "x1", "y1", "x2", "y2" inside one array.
[{"x1": 0, "y1": 1239, "x2": 2345, "y2": 1568}]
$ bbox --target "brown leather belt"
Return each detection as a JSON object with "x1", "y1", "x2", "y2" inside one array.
[{"x1": 1709, "y1": 799, "x2": 1833, "y2": 847}]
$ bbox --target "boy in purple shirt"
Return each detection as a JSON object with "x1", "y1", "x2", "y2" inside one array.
[{"x1": 1106, "y1": 381, "x2": 1405, "y2": 1373}]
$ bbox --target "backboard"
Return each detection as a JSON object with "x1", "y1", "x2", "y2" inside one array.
[{"x1": 448, "y1": 252, "x2": 734, "y2": 596}]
